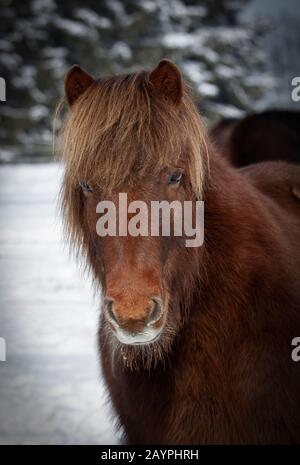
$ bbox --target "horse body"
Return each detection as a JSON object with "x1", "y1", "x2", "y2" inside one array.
[
  {"x1": 211, "y1": 111, "x2": 300, "y2": 166},
  {"x1": 60, "y1": 61, "x2": 300, "y2": 444},
  {"x1": 100, "y1": 154, "x2": 300, "y2": 444}
]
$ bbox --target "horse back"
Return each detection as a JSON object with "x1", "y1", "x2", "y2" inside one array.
[
  {"x1": 241, "y1": 161, "x2": 300, "y2": 218},
  {"x1": 240, "y1": 161, "x2": 300, "y2": 278},
  {"x1": 212, "y1": 110, "x2": 300, "y2": 166}
]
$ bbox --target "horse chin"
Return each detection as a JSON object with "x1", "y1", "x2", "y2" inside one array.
[
  {"x1": 114, "y1": 327, "x2": 163, "y2": 346},
  {"x1": 103, "y1": 306, "x2": 179, "y2": 371},
  {"x1": 109, "y1": 323, "x2": 176, "y2": 371}
]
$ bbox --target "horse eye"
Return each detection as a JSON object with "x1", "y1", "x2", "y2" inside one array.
[
  {"x1": 79, "y1": 181, "x2": 93, "y2": 193},
  {"x1": 168, "y1": 171, "x2": 182, "y2": 185}
]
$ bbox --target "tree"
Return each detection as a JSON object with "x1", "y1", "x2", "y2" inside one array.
[{"x1": 0, "y1": 0, "x2": 274, "y2": 158}]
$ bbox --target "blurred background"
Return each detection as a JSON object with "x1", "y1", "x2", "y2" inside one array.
[
  {"x1": 0, "y1": 0, "x2": 299, "y2": 445},
  {"x1": 1, "y1": 0, "x2": 300, "y2": 161}
]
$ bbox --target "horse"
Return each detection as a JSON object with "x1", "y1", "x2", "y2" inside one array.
[
  {"x1": 59, "y1": 60, "x2": 300, "y2": 444},
  {"x1": 211, "y1": 110, "x2": 300, "y2": 167}
]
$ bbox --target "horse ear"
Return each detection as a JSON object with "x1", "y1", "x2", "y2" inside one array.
[
  {"x1": 64, "y1": 65, "x2": 95, "y2": 106},
  {"x1": 149, "y1": 59, "x2": 183, "y2": 107}
]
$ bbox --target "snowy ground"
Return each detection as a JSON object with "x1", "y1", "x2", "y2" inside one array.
[{"x1": 0, "y1": 163, "x2": 117, "y2": 445}]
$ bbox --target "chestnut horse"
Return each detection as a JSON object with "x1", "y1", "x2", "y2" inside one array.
[
  {"x1": 211, "y1": 110, "x2": 300, "y2": 167},
  {"x1": 60, "y1": 60, "x2": 300, "y2": 444}
]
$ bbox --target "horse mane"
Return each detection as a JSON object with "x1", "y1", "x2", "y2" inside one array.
[{"x1": 59, "y1": 69, "x2": 209, "y2": 257}]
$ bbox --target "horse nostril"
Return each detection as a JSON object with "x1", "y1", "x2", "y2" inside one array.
[
  {"x1": 104, "y1": 298, "x2": 119, "y2": 325},
  {"x1": 147, "y1": 297, "x2": 163, "y2": 325}
]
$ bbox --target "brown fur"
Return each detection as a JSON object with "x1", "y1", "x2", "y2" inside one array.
[
  {"x1": 211, "y1": 111, "x2": 300, "y2": 166},
  {"x1": 59, "y1": 62, "x2": 300, "y2": 444}
]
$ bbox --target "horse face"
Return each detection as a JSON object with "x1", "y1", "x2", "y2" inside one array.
[
  {"x1": 62, "y1": 59, "x2": 205, "y2": 352},
  {"x1": 82, "y1": 168, "x2": 194, "y2": 347}
]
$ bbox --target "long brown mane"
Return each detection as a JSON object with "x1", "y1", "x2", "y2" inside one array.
[{"x1": 60, "y1": 70, "x2": 208, "y2": 256}]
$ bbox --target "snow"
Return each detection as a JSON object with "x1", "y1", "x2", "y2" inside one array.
[
  {"x1": 0, "y1": 52, "x2": 21, "y2": 70},
  {"x1": 162, "y1": 32, "x2": 194, "y2": 49},
  {"x1": 216, "y1": 65, "x2": 238, "y2": 79},
  {"x1": 54, "y1": 17, "x2": 97, "y2": 40},
  {"x1": 12, "y1": 66, "x2": 36, "y2": 89},
  {"x1": 0, "y1": 149, "x2": 16, "y2": 163},
  {"x1": 0, "y1": 40, "x2": 13, "y2": 52},
  {"x1": 29, "y1": 105, "x2": 49, "y2": 121},
  {"x1": 197, "y1": 82, "x2": 219, "y2": 97},
  {"x1": 207, "y1": 102, "x2": 245, "y2": 119},
  {"x1": 32, "y1": 0, "x2": 56, "y2": 14},
  {"x1": 110, "y1": 42, "x2": 132, "y2": 60},
  {"x1": 74, "y1": 8, "x2": 112, "y2": 29},
  {"x1": 0, "y1": 163, "x2": 118, "y2": 445}
]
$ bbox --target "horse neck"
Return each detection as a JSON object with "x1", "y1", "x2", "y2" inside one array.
[{"x1": 191, "y1": 151, "x2": 288, "y2": 337}]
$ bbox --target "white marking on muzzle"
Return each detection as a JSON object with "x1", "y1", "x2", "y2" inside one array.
[{"x1": 115, "y1": 326, "x2": 162, "y2": 346}]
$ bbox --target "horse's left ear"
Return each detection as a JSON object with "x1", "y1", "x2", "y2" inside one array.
[
  {"x1": 149, "y1": 59, "x2": 183, "y2": 107},
  {"x1": 64, "y1": 65, "x2": 95, "y2": 106}
]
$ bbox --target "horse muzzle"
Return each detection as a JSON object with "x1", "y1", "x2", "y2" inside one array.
[{"x1": 103, "y1": 296, "x2": 165, "y2": 345}]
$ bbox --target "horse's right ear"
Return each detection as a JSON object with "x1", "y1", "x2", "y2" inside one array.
[
  {"x1": 149, "y1": 59, "x2": 183, "y2": 107},
  {"x1": 64, "y1": 65, "x2": 95, "y2": 106}
]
